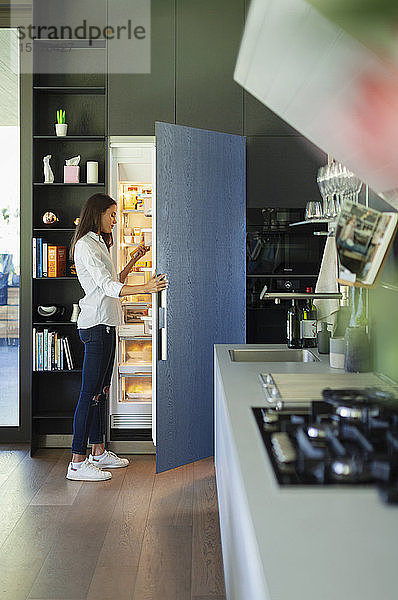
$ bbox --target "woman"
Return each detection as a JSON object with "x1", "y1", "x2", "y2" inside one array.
[{"x1": 66, "y1": 193, "x2": 167, "y2": 481}]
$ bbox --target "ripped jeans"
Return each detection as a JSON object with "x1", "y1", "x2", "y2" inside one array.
[{"x1": 71, "y1": 324, "x2": 116, "y2": 455}]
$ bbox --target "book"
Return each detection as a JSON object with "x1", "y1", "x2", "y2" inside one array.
[
  {"x1": 43, "y1": 328, "x2": 48, "y2": 370},
  {"x1": 64, "y1": 337, "x2": 74, "y2": 370},
  {"x1": 60, "y1": 338, "x2": 64, "y2": 370},
  {"x1": 42, "y1": 242, "x2": 48, "y2": 277},
  {"x1": 56, "y1": 246, "x2": 67, "y2": 277},
  {"x1": 48, "y1": 246, "x2": 57, "y2": 277},
  {"x1": 50, "y1": 332, "x2": 55, "y2": 369},
  {"x1": 37, "y1": 238, "x2": 43, "y2": 278},
  {"x1": 62, "y1": 337, "x2": 71, "y2": 370},
  {"x1": 33, "y1": 327, "x2": 36, "y2": 370},
  {"x1": 32, "y1": 238, "x2": 37, "y2": 278},
  {"x1": 54, "y1": 332, "x2": 58, "y2": 369},
  {"x1": 48, "y1": 245, "x2": 67, "y2": 277},
  {"x1": 336, "y1": 199, "x2": 398, "y2": 288},
  {"x1": 37, "y1": 331, "x2": 43, "y2": 371}
]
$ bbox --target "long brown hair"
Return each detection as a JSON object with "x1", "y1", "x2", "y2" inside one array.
[{"x1": 70, "y1": 193, "x2": 117, "y2": 260}]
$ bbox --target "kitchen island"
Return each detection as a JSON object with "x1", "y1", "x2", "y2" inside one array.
[{"x1": 214, "y1": 344, "x2": 398, "y2": 600}]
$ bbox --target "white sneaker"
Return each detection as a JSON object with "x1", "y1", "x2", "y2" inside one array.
[
  {"x1": 88, "y1": 450, "x2": 129, "y2": 469},
  {"x1": 66, "y1": 458, "x2": 112, "y2": 481}
]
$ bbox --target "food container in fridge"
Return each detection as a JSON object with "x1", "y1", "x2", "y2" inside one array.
[{"x1": 120, "y1": 373, "x2": 152, "y2": 402}]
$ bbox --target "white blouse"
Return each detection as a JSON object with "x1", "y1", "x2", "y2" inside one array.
[{"x1": 74, "y1": 231, "x2": 123, "y2": 329}]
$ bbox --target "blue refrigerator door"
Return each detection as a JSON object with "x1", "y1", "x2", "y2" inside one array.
[{"x1": 155, "y1": 121, "x2": 246, "y2": 472}]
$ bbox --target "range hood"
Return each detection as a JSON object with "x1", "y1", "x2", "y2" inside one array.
[{"x1": 234, "y1": 0, "x2": 398, "y2": 205}]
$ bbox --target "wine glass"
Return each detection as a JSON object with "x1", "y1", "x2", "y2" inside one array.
[{"x1": 305, "y1": 201, "x2": 322, "y2": 220}]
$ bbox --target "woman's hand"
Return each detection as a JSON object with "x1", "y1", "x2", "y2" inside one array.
[{"x1": 144, "y1": 273, "x2": 168, "y2": 293}]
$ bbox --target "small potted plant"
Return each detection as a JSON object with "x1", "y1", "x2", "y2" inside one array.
[{"x1": 55, "y1": 109, "x2": 67, "y2": 136}]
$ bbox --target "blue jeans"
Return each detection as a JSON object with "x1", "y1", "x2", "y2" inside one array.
[{"x1": 71, "y1": 324, "x2": 116, "y2": 455}]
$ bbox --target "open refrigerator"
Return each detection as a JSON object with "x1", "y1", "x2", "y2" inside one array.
[
  {"x1": 108, "y1": 137, "x2": 159, "y2": 450},
  {"x1": 107, "y1": 124, "x2": 245, "y2": 471}
]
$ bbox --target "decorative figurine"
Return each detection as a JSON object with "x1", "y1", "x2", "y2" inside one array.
[
  {"x1": 43, "y1": 154, "x2": 54, "y2": 184},
  {"x1": 42, "y1": 211, "x2": 59, "y2": 225}
]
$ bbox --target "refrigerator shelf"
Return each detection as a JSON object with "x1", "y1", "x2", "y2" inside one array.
[
  {"x1": 119, "y1": 363, "x2": 152, "y2": 374},
  {"x1": 123, "y1": 394, "x2": 152, "y2": 402},
  {"x1": 118, "y1": 335, "x2": 151, "y2": 341},
  {"x1": 120, "y1": 371, "x2": 152, "y2": 378}
]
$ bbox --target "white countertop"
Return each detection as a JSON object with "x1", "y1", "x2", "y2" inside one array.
[{"x1": 215, "y1": 344, "x2": 398, "y2": 600}]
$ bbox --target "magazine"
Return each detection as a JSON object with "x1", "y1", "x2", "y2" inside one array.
[{"x1": 336, "y1": 199, "x2": 398, "y2": 288}]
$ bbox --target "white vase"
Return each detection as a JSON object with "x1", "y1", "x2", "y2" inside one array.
[
  {"x1": 55, "y1": 123, "x2": 68, "y2": 136},
  {"x1": 86, "y1": 161, "x2": 99, "y2": 184}
]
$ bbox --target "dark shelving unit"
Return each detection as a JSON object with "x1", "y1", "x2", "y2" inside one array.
[
  {"x1": 33, "y1": 413, "x2": 74, "y2": 419},
  {"x1": 33, "y1": 136, "x2": 105, "y2": 140},
  {"x1": 34, "y1": 87, "x2": 106, "y2": 94},
  {"x1": 33, "y1": 182, "x2": 105, "y2": 186},
  {"x1": 33, "y1": 370, "x2": 83, "y2": 374},
  {"x1": 31, "y1": 0, "x2": 107, "y2": 454},
  {"x1": 33, "y1": 321, "x2": 77, "y2": 326}
]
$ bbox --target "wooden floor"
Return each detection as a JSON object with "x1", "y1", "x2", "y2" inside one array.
[{"x1": 0, "y1": 446, "x2": 226, "y2": 600}]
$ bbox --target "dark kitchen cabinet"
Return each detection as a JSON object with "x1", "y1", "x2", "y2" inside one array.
[
  {"x1": 244, "y1": 91, "x2": 301, "y2": 137},
  {"x1": 246, "y1": 136, "x2": 327, "y2": 208},
  {"x1": 176, "y1": 0, "x2": 244, "y2": 134},
  {"x1": 108, "y1": 0, "x2": 175, "y2": 135}
]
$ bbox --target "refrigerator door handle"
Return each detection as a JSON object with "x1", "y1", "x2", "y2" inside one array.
[{"x1": 158, "y1": 289, "x2": 167, "y2": 360}]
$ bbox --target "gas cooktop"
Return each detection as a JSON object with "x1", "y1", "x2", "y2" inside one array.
[{"x1": 253, "y1": 387, "x2": 398, "y2": 504}]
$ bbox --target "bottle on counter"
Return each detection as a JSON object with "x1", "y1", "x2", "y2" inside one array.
[
  {"x1": 287, "y1": 299, "x2": 302, "y2": 349},
  {"x1": 301, "y1": 287, "x2": 317, "y2": 348},
  {"x1": 317, "y1": 321, "x2": 331, "y2": 354}
]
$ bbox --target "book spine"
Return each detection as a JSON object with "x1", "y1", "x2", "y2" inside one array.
[
  {"x1": 37, "y1": 238, "x2": 43, "y2": 278},
  {"x1": 42, "y1": 242, "x2": 48, "y2": 277},
  {"x1": 57, "y1": 246, "x2": 67, "y2": 277},
  {"x1": 35, "y1": 330, "x2": 39, "y2": 370},
  {"x1": 43, "y1": 328, "x2": 48, "y2": 370},
  {"x1": 47, "y1": 331, "x2": 50, "y2": 370},
  {"x1": 48, "y1": 246, "x2": 57, "y2": 277},
  {"x1": 38, "y1": 332, "x2": 43, "y2": 371},
  {"x1": 54, "y1": 332, "x2": 58, "y2": 369},
  {"x1": 60, "y1": 338, "x2": 64, "y2": 370},
  {"x1": 32, "y1": 238, "x2": 37, "y2": 278},
  {"x1": 66, "y1": 337, "x2": 74, "y2": 370},
  {"x1": 48, "y1": 330, "x2": 52, "y2": 370},
  {"x1": 32, "y1": 328, "x2": 36, "y2": 371},
  {"x1": 62, "y1": 338, "x2": 71, "y2": 370},
  {"x1": 51, "y1": 332, "x2": 55, "y2": 370}
]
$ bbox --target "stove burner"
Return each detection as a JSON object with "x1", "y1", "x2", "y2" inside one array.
[
  {"x1": 331, "y1": 458, "x2": 358, "y2": 480},
  {"x1": 307, "y1": 424, "x2": 327, "y2": 439},
  {"x1": 322, "y1": 388, "x2": 375, "y2": 404},
  {"x1": 335, "y1": 404, "x2": 379, "y2": 420},
  {"x1": 252, "y1": 386, "x2": 398, "y2": 504}
]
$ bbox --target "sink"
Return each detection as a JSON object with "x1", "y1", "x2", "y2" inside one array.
[{"x1": 229, "y1": 349, "x2": 319, "y2": 363}]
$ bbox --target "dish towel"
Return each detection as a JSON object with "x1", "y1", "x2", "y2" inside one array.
[{"x1": 314, "y1": 236, "x2": 340, "y2": 332}]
